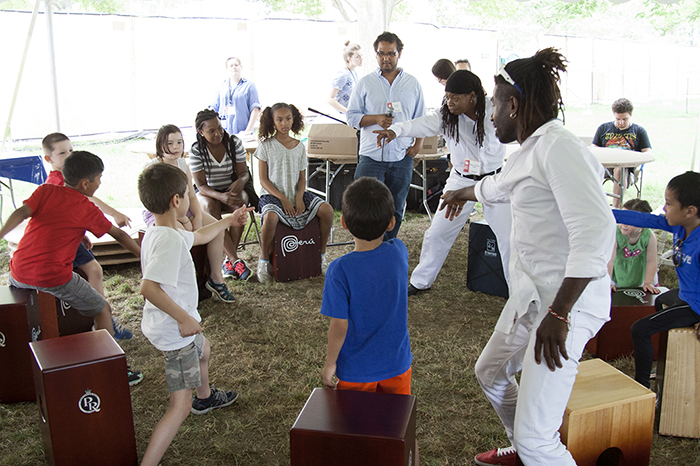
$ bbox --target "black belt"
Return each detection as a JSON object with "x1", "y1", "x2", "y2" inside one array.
[{"x1": 454, "y1": 167, "x2": 502, "y2": 181}]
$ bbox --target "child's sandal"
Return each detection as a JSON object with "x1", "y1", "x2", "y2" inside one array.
[{"x1": 206, "y1": 279, "x2": 236, "y2": 303}]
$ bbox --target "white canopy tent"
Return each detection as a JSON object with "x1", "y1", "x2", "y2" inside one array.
[{"x1": 1, "y1": 0, "x2": 697, "y2": 171}]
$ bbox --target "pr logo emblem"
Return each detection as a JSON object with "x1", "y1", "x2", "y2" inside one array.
[
  {"x1": 78, "y1": 389, "x2": 101, "y2": 414},
  {"x1": 0, "y1": 332, "x2": 5, "y2": 348}
]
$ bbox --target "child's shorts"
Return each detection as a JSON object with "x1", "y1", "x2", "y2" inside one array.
[
  {"x1": 73, "y1": 243, "x2": 96, "y2": 267},
  {"x1": 8, "y1": 272, "x2": 106, "y2": 317},
  {"x1": 337, "y1": 367, "x2": 412, "y2": 395},
  {"x1": 163, "y1": 334, "x2": 205, "y2": 393}
]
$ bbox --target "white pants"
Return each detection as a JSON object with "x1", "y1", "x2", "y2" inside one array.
[
  {"x1": 410, "y1": 172, "x2": 512, "y2": 290},
  {"x1": 474, "y1": 309, "x2": 606, "y2": 466}
]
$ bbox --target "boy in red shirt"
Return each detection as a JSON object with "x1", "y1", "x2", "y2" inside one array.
[
  {"x1": 0, "y1": 150, "x2": 143, "y2": 384},
  {"x1": 42, "y1": 132, "x2": 134, "y2": 339}
]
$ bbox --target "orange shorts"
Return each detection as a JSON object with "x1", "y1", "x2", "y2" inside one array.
[{"x1": 336, "y1": 367, "x2": 412, "y2": 395}]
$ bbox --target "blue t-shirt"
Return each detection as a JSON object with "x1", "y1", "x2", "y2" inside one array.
[
  {"x1": 211, "y1": 78, "x2": 261, "y2": 135},
  {"x1": 613, "y1": 209, "x2": 699, "y2": 315},
  {"x1": 320, "y1": 239, "x2": 412, "y2": 383}
]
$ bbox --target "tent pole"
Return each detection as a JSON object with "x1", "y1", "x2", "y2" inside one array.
[
  {"x1": 46, "y1": 0, "x2": 60, "y2": 131},
  {"x1": 2, "y1": 0, "x2": 42, "y2": 151}
]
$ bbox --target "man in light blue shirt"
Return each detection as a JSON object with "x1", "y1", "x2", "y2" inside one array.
[{"x1": 346, "y1": 31, "x2": 425, "y2": 239}]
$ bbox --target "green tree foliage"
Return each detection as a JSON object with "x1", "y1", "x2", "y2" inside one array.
[
  {"x1": 257, "y1": 0, "x2": 325, "y2": 17},
  {"x1": 637, "y1": 0, "x2": 700, "y2": 36},
  {"x1": 1, "y1": 0, "x2": 123, "y2": 14}
]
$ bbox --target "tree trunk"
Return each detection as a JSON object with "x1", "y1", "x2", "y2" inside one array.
[{"x1": 353, "y1": 0, "x2": 395, "y2": 61}]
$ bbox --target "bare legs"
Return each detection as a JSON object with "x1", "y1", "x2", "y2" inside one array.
[{"x1": 140, "y1": 339, "x2": 211, "y2": 466}]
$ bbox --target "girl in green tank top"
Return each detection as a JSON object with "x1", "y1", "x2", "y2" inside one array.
[{"x1": 608, "y1": 199, "x2": 661, "y2": 293}]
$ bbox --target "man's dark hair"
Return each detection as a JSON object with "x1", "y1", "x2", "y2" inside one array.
[
  {"x1": 612, "y1": 98, "x2": 634, "y2": 115},
  {"x1": 373, "y1": 31, "x2": 403, "y2": 53},
  {"x1": 667, "y1": 171, "x2": 700, "y2": 217},
  {"x1": 622, "y1": 198, "x2": 652, "y2": 213},
  {"x1": 342, "y1": 177, "x2": 395, "y2": 241},
  {"x1": 138, "y1": 163, "x2": 189, "y2": 215},
  {"x1": 494, "y1": 47, "x2": 567, "y2": 140},
  {"x1": 63, "y1": 151, "x2": 104, "y2": 187},
  {"x1": 41, "y1": 132, "x2": 69, "y2": 153},
  {"x1": 454, "y1": 59, "x2": 471, "y2": 70}
]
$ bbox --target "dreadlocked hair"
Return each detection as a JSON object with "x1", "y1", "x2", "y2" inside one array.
[
  {"x1": 441, "y1": 70, "x2": 486, "y2": 147},
  {"x1": 258, "y1": 103, "x2": 304, "y2": 141},
  {"x1": 194, "y1": 108, "x2": 239, "y2": 180},
  {"x1": 496, "y1": 48, "x2": 567, "y2": 138}
]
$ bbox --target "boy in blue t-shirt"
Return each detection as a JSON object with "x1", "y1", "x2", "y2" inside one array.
[
  {"x1": 321, "y1": 176, "x2": 413, "y2": 394},
  {"x1": 613, "y1": 171, "x2": 700, "y2": 389}
]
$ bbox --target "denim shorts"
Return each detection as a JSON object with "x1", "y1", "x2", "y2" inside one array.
[
  {"x1": 163, "y1": 333, "x2": 205, "y2": 392},
  {"x1": 9, "y1": 271, "x2": 106, "y2": 317},
  {"x1": 73, "y1": 243, "x2": 96, "y2": 267}
]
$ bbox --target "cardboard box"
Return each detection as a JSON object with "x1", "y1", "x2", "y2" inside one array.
[
  {"x1": 419, "y1": 135, "x2": 439, "y2": 154},
  {"x1": 307, "y1": 124, "x2": 358, "y2": 156}
]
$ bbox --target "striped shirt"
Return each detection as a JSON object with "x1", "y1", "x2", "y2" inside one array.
[{"x1": 189, "y1": 137, "x2": 246, "y2": 191}]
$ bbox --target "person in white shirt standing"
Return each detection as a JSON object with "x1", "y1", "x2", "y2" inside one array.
[
  {"x1": 374, "y1": 70, "x2": 511, "y2": 296},
  {"x1": 441, "y1": 48, "x2": 616, "y2": 466}
]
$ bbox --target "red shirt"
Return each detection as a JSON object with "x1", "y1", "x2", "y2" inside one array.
[
  {"x1": 45, "y1": 170, "x2": 64, "y2": 186},
  {"x1": 10, "y1": 184, "x2": 113, "y2": 287}
]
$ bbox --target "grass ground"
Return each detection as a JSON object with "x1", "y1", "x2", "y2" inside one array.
[{"x1": 0, "y1": 98, "x2": 699, "y2": 464}]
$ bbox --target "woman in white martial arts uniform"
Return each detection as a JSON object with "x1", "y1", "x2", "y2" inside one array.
[{"x1": 375, "y1": 69, "x2": 511, "y2": 296}]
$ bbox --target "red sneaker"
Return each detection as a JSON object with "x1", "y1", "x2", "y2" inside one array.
[{"x1": 475, "y1": 446, "x2": 517, "y2": 466}]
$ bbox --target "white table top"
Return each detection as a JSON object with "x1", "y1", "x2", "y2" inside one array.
[
  {"x1": 504, "y1": 144, "x2": 654, "y2": 169},
  {"x1": 307, "y1": 147, "x2": 449, "y2": 164}
]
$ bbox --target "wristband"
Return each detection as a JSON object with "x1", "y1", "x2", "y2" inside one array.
[{"x1": 548, "y1": 307, "x2": 569, "y2": 325}]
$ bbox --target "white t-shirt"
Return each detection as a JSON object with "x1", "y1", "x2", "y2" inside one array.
[
  {"x1": 140, "y1": 226, "x2": 200, "y2": 351},
  {"x1": 253, "y1": 138, "x2": 307, "y2": 201}
]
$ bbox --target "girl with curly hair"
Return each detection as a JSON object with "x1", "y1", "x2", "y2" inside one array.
[{"x1": 254, "y1": 103, "x2": 334, "y2": 283}]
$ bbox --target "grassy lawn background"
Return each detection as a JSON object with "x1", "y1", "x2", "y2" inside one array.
[{"x1": 0, "y1": 98, "x2": 698, "y2": 465}]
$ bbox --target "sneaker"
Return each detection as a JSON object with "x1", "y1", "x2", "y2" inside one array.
[
  {"x1": 127, "y1": 367, "x2": 143, "y2": 386},
  {"x1": 408, "y1": 284, "x2": 428, "y2": 297},
  {"x1": 321, "y1": 253, "x2": 328, "y2": 274},
  {"x1": 475, "y1": 446, "x2": 517, "y2": 466},
  {"x1": 191, "y1": 386, "x2": 238, "y2": 415},
  {"x1": 205, "y1": 279, "x2": 235, "y2": 303},
  {"x1": 112, "y1": 316, "x2": 133, "y2": 340},
  {"x1": 257, "y1": 258, "x2": 273, "y2": 283},
  {"x1": 232, "y1": 259, "x2": 252, "y2": 281},
  {"x1": 222, "y1": 258, "x2": 238, "y2": 278}
]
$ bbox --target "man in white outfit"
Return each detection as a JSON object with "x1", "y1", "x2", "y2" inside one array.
[
  {"x1": 374, "y1": 70, "x2": 511, "y2": 296},
  {"x1": 441, "y1": 49, "x2": 616, "y2": 466}
]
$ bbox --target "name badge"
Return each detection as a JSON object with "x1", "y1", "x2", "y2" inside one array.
[
  {"x1": 387, "y1": 101, "x2": 403, "y2": 114},
  {"x1": 463, "y1": 159, "x2": 482, "y2": 176},
  {"x1": 225, "y1": 106, "x2": 236, "y2": 117}
]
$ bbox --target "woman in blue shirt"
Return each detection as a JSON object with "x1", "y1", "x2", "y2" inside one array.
[{"x1": 327, "y1": 42, "x2": 362, "y2": 114}]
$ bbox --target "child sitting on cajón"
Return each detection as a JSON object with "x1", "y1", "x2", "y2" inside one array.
[
  {"x1": 0, "y1": 151, "x2": 143, "y2": 384},
  {"x1": 143, "y1": 124, "x2": 236, "y2": 303},
  {"x1": 42, "y1": 132, "x2": 134, "y2": 339},
  {"x1": 608, "y1": 198, "x2": 660, "y2": 293},
  {"x1": 253, "y1": 103, "x2": 334, "y2": 282},
  {"x1": 613, "y1": 171, "x2": 700, "y2": 389},
  {"x1": 137, "y1": 163, "x2": 252, "y2": 466}
]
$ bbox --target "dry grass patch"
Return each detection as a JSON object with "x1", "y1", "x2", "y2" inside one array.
[{"x1": 1, "y1": 215, "x2": 698, "y2": 465}]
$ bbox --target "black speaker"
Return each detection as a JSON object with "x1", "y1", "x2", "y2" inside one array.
[
  {"x1": 467, "y1": 220, "x2": 508, "y2": 298},
  {"x1": 307, "y1": 161, "x2": 356, "y2": 210},
  {"x1": 406, "y1": 158, "x2": 449, "y2": 212}
]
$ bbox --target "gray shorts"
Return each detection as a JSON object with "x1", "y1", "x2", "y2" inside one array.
[
  {"x1": 9, "y1": 272, "x2": 107, "y2": 317},
  {"x1": 163, "y1": 333, "x2": 205, "y2": 393}
]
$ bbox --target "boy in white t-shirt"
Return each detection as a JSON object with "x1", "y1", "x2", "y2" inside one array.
[{"x1": 137, "y1": 163, "x2": 252, "y2": 466}]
